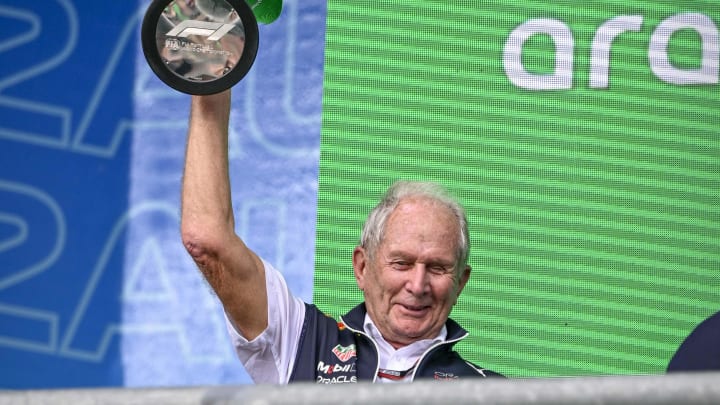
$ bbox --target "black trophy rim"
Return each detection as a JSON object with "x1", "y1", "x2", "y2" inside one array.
[{"x1": 141, "y1": 0, "x2": 259, "y2": 95}]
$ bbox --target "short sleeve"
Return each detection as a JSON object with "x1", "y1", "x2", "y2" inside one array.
[{"x1": 225, "y1": 259, "x2": 306, "y2": 384}]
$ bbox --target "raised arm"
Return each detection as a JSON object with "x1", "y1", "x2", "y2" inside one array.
[{"x1": 180, "y1": 90, "x2": 267, "y2": 340}]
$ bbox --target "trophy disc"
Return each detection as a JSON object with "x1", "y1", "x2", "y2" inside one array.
[{"x1": 141, "y1": 0, "x2": 259, "y2": 95}]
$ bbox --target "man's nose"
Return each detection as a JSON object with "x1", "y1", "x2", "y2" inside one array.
[{"x1": 406, "y1": 264, "x2": 430, "y2": 296}]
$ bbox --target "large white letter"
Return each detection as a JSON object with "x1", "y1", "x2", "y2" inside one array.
[
  {"x1": 590, "y1": 15, "x2": 644, "y2": 88},
  {"x1": 649, "y1": 13, "x2": 719, "y2": 85},
  {"x1": 503, "y1": 18, "x2": 574, "y2": 90}
]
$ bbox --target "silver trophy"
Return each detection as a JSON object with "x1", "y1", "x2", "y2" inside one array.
[{"x1": 142, "y1": 0, "x2": 259, "y2": 95}]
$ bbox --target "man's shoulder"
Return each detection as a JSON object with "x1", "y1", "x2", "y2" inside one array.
[
  {"x1": 420, "y1": 345, "x2": 505, "y2": 379},
  {"x1": 460, "y1": 358, "x2": 506, "y2": 378},
  {"x1": 302, "y1": 303, "x2": 361, "y2": 336},
  {"x1": 432, "y1": 317, "x2": 505, "y2": 379}
]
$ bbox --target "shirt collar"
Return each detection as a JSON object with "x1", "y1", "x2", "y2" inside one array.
[{"x1": 363, "y1": 314, "x2": 447, "y2": 360}]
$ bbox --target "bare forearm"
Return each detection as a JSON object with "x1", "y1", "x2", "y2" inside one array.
[{"x1": 182, "y1": 91, "x2": 233, "y2": 241}]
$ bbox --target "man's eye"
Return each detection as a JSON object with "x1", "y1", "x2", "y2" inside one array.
[
  {"x1": 391, "y1": 261, "x2": 412, "y2": 270},
  {"x1": 429, "y1": 265, "x2": 451, "y2": 274}
]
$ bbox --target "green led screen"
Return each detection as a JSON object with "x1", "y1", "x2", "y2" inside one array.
[{"x1": 314, "y1": 0, "x2": 719, "y2": 377}]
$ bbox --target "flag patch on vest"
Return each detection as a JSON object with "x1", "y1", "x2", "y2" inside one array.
[{"x1": 332, "y1": 344, "x2": 357, "y2": 362}]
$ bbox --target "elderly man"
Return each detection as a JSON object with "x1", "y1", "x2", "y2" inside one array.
[{"x1": 181, "y1": 91, "x2": 502, "y2": 383}]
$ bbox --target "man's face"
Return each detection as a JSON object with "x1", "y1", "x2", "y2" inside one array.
[{"x1": 353, "y1": 198, "x2": 470, "y2": 348}]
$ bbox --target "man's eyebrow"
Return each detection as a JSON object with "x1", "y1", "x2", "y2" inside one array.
[
  {"x1": 384, "y1": 251, "x2": 414, "y2": 260},
  {"x1": 427, "y1": 260, "x2": 456, "y2": 269},
  {"x1": 385, "y1": 251, "x2": 454, "y2": 265}
]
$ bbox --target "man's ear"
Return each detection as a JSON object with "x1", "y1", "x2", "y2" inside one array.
[
  {"x1": 352, "y1": 246, "x2": 368, "y2": 291},
  {"x1": 454, "y1": 265, "x2": 471, "y2": 304}
]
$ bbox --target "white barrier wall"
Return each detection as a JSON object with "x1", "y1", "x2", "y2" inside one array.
[{"x1": 2, "y1": 373, "x2": 720, "y2": 405}]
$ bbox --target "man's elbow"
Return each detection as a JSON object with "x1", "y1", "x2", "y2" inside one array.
[
  {"x1": 181, "y1": 225, "x2": 230, "y2": 292},
  {"x1": 181, "y1": 222, "x2": 221, "y2": 265}
]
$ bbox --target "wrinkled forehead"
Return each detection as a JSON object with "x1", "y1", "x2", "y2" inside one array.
[
  {"x1": 388, "y1": 197, "x2": 460, "y2": 228},
  {"x1": 380, "y1": 198, "x2": 462, "y2": 251}
]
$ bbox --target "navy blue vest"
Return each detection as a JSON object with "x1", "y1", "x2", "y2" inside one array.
[{"x1": 289, "y1": 303, "x2": 503, "y2": 383}]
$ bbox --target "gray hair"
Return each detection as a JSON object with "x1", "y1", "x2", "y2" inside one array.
[{"x1": 359, "y1": 180, "x2": 470, "y2": 271}]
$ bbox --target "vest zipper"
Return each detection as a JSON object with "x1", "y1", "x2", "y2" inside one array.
[{"x1": 339, "y1": 316, "x2": 382, "y2": 383}]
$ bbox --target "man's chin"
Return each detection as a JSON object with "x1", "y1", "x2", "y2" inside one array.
[{"x1": 391, "y1": 320, "x2": 432, "y2": 342}]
